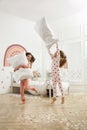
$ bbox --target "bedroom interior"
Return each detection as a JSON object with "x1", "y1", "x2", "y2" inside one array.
[{"x1": 0, "y1": 0, "x2": 87, "y2": 130}]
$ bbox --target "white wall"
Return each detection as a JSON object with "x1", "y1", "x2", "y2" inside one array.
[
  {"x1": 1, "y1": 10, "x2": 87, "y2": 88},
  {"x1": 0, "y1": 12, "x2": 48, "y2": 94},
  {"x1": 0, "y1": 67, "x2": 13, "y2": 94},
  {"x1": 0, "y1": 12, "x2": 43, "y2": 74},
  {"x1": 42, "y1": 10, "x2": 87, "y2": 85}
]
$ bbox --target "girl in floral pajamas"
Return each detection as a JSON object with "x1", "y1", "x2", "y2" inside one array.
[{"x1": 48, "y1": 43, "x2": 64, "y2": 104}]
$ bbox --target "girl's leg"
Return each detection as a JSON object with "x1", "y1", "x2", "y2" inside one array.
[
  {"x1": 20, "y1": 80, "x2": 25, "y2": 103},
  {"x1": 57, "y1": 79, "x2": 64, "y2": 104},
  {"x1": 24, "y1": 79, "x2": 38, "y2": 93},
  {"x1": 29, "y1": 87, "x2": 38, "y2": 93},
  {"x1": 51, "y1": 78, "x2": 57, "y2": 104}
]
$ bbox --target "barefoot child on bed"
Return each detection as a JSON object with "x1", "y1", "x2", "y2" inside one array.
[{"x1": 14, "y1": 52, "x2": 38, "y2": 104}]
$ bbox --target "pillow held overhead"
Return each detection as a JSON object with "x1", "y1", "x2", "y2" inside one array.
[{"x1": 35, "y1": 17, "x2": 58, "y2": 49}]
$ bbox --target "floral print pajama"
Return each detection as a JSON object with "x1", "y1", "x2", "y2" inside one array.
[{"x1": 48, "y1": 43, "x2": 64, "y2": 97}]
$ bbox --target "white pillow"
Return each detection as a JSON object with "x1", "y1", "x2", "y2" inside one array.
[
  {"x1": 13, "y1": 68, "x2": 33, "y2": 83},
  {"x1": 7, "y1": 51, "x2": 28, "y2": 68},
  {"x1": 35, "y1": 17, "x2": 58, "y2": 49}
]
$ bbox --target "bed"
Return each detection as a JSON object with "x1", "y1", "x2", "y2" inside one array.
[
  {"x1": 3, "y1": 44, "x2": 70, "y2": 96},
  {"x1": 10, "y1": 71, "x2": 70, "y2": 97},
  {"x1": 10, "y1": 72, "x2": 47, "y2": 95}
]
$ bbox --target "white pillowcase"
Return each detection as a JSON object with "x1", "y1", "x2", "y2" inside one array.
[
  {"x1": 35, "y1": 17, "x2": 58, "y2": 49},
  {"x1": 7, "y1": 51, "x2": 28, "y2": 68},
  {"x1": 13, "y1": 68, "x2": 33, "y2": 83}
]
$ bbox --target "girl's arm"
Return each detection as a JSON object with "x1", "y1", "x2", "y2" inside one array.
[
  {"x1": 56, "y1": 43, "x2": 60, "y2": 59},
  {"x1": 20, "y1": 61, "x2": 33, "y2": 69},
  {"x1": 14, "y1": 64, "x2": 29, "y2": 72},
  {"x1": 14, "y1": 65, "x2": 22, "y2": 72},
  {"x1": 48, "y1": 48, "x2": 53, "y2": 59}
]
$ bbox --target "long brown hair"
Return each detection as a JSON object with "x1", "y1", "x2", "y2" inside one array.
[
  {"x1": 26, "y1": 52, "x2": 35, "y2": 63},
  {"x1": 59, "y1": 50, "x2": 68, "y2": 68}
]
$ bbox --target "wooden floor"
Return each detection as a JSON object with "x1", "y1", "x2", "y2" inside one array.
[{"x1": 0, "y1": 86, "x2": 87, "y2": 130}]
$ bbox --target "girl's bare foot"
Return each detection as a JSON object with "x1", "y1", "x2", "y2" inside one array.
[
  {"x1": 21, "y1": 98, "x2": 25, "y2": 104},
  {"x1": 51, "y1": 97, "x2": 56, "y2": 104},
  {"x1": 61, "y1": 97, "x2": 64, "y2": 104}
]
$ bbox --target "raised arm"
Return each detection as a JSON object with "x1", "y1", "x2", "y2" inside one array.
[
  {"x1": 47, "y1": 48, "x2": 53, "y2": 59},
  {"x1": 55, "y1": 43, "x2": 60, "y2": 60}
]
